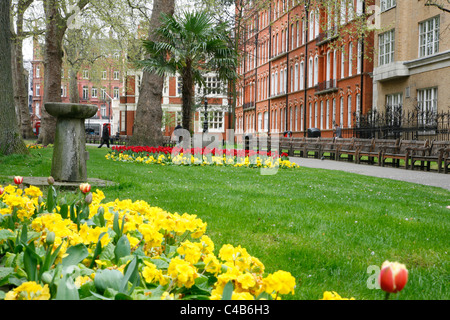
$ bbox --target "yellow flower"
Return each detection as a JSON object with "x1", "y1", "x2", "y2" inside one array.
[
  {"x1": 5, "y1": 282, "x2": 51, "y2": 300},
  {"x1": 75, "y1": 276, "x2": 93, "y2": 288},
  {"x1": 263, "y1": 270, "x2": 296, "y2": 296},
  {"x1": 24, "y1": 186, "x2": 43, "y2": 199},
  {"x1": 167, "y1": 257, "x2": 198, "y2": 288},
  {"x1": 142, "y1": 261, "x2": 168, "y2": 286},
  {"x1": 232, "y1": 291, "x2": 255, "y2": 300},
  {"x1": 177, "y1": 240, "x2": 202, "y2": 264},
  {"x1": 320, "y1": 291, "x2": 355, "y2": 300},
  {"x1": 236, "y1": 272, "x2": 256, "y2": 290}
]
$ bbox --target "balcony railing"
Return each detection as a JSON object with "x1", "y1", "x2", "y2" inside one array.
[
  {"x1": 243, "y1": 102, "x2": 255, "y2": 111},
  {"x1": 315, "y1": 79, "x2": 338, "y2": 94},
  {"x1": 317, "y1": 27, "x2": 339, "y2": 45}
]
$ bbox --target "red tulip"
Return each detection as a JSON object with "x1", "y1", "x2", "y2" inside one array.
[
  {"x1": 79, "y1": 183, "x2": 91, "y2": 194},
  {"x1": 14, "y1": 176, "x2": 23, "y2": 185},
  {"x1": 0, "y1": 187, "x2": 4, "y2": 196},
  {"x1": 379, "y1": 261, "x2": 408, "y2": 294}
]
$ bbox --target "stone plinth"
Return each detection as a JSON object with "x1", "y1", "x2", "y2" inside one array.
[{"x1": 45, "y1": 103, "x2": 98, "y2": 182}]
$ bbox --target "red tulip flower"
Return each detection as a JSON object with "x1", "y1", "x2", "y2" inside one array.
[
  {"x1": 79, "y1": 183, "x2": 91, "y2": 194},
  {"x1": 379, "y1": 261, "x2": 408, "y2": 294},
  {"x1": 0, "y1": 187, "x2": 4, "y2": 196},
  {"x1": 14, "y1": 176, "x2": 23, "y2": 185}
]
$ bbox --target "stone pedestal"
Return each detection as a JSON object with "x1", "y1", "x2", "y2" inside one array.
[{"x1": 45, "y1": 103, "x2": 98, "y2": 182}]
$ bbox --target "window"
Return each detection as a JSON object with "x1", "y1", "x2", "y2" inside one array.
[
  {"x1": 114, "y1": 87, "x2": 119, "y2": 99},
  {"x1": 314, "y1": 102, "x2": 318, "y2": 128},
  {"x1": 61, "y1": 86, "x2": 67, "y2": 98},
  {"x1": 308, "y1": 58, "x2": 313, "y2": 87},
  {"x1": 92, "y1": 88, "x2": 98, "y2": 98},
  {"x1": 314, "y1": 55, "x2": 319, "y2": 86},
  {"x1": 295, "y1": 106, "x2": 298, "y2": 131},
  {"x1": 82, "y1": 86, "x2": 89, "y2": 100},
  {"x1": 348, "y1": 42, "x2": 353, "y2": 76},
  {"x1": 326, "y1": 100, "x2": 330, "y2": 129},
  {"x1": 300, "y1": 61, "x2": 304, "y2": 90},
  {"x1": 204, "y1": 76, "x2": 222, "y2": 95},
  {"x1": 114, "y1": 71, "x2": 120, "y2": 80},
  {"x1": 419, "y1": 16, "x2": 440, "y2": 58},
  {"x1": 386, "y1": 93, "x2": 403, "y2": 126},
  {"x1": 347, "y1": 95, "x2": 352, "y2": 128},
  {"x1": 341, "y1": 46, "x2": 345, "y2": 78},
  {"x1": 294, "y1": 63, "x2": 299, "y2": 91},
  {"x1": 36, "y1": 66, "x2": 40, "y2": 78},
  {"x1": 381, "y1": 0, "x2": 396, "y2": 12},
  {"x1": 355, "y1": 94, "x2": 361, "y2": 126},
  {"x1": 320, "y1": 101, "x2": 324, "y2": 129},
  {"x1": 379, "y1": 29, "x2": 395, "y2": 65},
  {"x1": 36, "y1": 85, "x2": 40, "y2": 96},
  {"x1": 332, "y1": 98, "x2": 336, "y2": 126},
  {"x1": 177, "y1": 77, "x2": 182, "y2": 96},
  {"x1": 357, "y1": 40, "x2": 362, "y2": 74},
  {"x1": 35, "y1": 103, "x2": 40, "y2": 117},
  {"x1": 340, "y1": 97, "x2": 344, "y2": 127},
  {"x1": 258, "y1": 113, "x2": 263, "y2": 132},
  {"x1": 417, "y1": 88, "x2": 438, "y2": 126},
  {"x1": 83, "y1": 70, "x2": 89, "y2": 79},
  {"x1": 200, "y1": 110, "x2": 225, "y2": 132},
  {"x1": 101, "y1": 104, "x2": 106, "y2": 117},
  {"x1": 101, "y1": 88, "x2": 107, "y2": 100},
  {"x1": 326, "y1": 51, "x2": 331, "y2": 82},
  {"x1": 102, "y1": 71, "x2": 107, "y2": 80},
  {"x1": 264, "y1": 112, "x2": 269, "y2": 132}
]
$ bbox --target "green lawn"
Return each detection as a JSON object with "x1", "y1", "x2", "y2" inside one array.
[{"x1": 1, "y1": 145, "x2": 449, "y2": 300}]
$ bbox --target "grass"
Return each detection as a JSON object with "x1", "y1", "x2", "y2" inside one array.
[{"x1": 1, "y1": 145, "x2": 449, "y2": 300}]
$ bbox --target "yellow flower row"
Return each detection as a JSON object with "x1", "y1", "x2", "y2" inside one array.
[{"x1": 106, "y1": 152, "x2": 300, "y2": 169}]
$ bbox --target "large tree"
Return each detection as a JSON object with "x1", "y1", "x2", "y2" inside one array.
[
  {"x1": 138, "y1": 10, "x2": 237, "y2": 134},
  {"x1": 0, "y1": 0, "x2": 27, "y2": 155},
  {"x1": 38, "y1": 0, "x2": 90, "y2": 145},
  {"x1": 11, "y1": 0, "x2": 36, "y2": 139},
  {"x1": 128, "y1": 0, "x2": 175, "y2": 147}
]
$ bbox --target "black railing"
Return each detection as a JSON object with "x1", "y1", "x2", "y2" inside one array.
[
  {"x1": 315, "y1": 79, "x2": 337, "y2": 93},
  {"x1": 317, "y1": 27, "x2": 339, "y2": 45},
  {"x1": 353, "y1": 109, "x2": 450, "y2": 141},
  {"x1": 243, "y1": 102, "x2": 255, "y2": 111}
]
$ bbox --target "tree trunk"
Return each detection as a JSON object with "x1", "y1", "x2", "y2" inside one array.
[
  {"x1": 181, "y1": 62, "x2": 194, "y2": 133},
  {"x1": 129, "y1": 0, "x2": 175, "y2": 147},
  {"x1": 0, "y1": 0, "x2": 27, "y2": 155},
  {"x1": 11, "y1": 0, "x2": 35, "y2": 139},
  {"x1": 37, "y1": 0, "x2": 66, "y2": 145},
  {"x1": 69, "y1": 67, "x2": 80, "y2": 103}
]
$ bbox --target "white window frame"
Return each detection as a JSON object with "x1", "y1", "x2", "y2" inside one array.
[
  {"x1": 379, "y1": 29, "x2": 395, "y2": 66},
  {"x1": 381, "y1": 0, "x2": 396, "y2": 12},
  {"x1": 419, "y1": 16, "x2": 440, "y2": 58},
  {"x1": 417, "y1": 88, "x2": 438, "y2": 126}
]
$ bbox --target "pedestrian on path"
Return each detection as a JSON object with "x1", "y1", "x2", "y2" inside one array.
[{"x1": 98, "y1": 124, "x2": 110, "y2": 148}]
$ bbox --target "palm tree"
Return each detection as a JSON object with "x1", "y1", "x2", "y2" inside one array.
[{"x1": 139, "y1": 10, "x2": 237, "y2": 133}]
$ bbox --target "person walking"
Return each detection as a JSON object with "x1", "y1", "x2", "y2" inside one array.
[
  {"x1": 98, "y1": 124, "x2": 110, "y2": 148},
  {"x1": 334, "y1": 124, "x2": 342, "y2": 139}
]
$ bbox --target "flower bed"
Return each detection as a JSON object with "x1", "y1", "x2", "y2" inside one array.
[
  {"x1": 0, "y1": 179, "x2": 297, "y2": 300},
  {"x1": 106, "y1": 146, "x2": 299, "y2": 169}
]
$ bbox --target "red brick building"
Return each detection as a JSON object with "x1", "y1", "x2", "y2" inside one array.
[
  {"x1": 31, "y1": 38, "x2": 124, "y2": 136},
  {"x1": 236, "y1": 0, "x2": 374, "y2": 139},
  {"x1": 119, "y1": 71, "x2": 232, "y2": 139}
]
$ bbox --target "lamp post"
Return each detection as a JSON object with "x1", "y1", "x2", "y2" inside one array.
[{"x1": 203, "y1": 97, "x2": 208, "y2": 133}]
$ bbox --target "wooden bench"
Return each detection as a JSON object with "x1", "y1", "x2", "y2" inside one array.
[
  {"x1": 279, "y1": 137, "x2": 292, "y2": 155},
  {"x1": 354, "y1": 138, "x2": 376, "y2": 164},
  {"x1": 290, "y1": 137, "x2": 306, "y2": 157},
  {"x1": 444, "y1": 148, "x2": 450, "y2": 174},
  {"x1": 335, "y1": 138, "x2": 356, "y2": 162},
  {"x1": 410, "y1": 140, "x2": 449, "y2": 172},
  {"x1": 318, "y1": 138, "x2": 338, "y2": 160},
  {"x1": 304, "y1": 137, "x2": 322, "y2": 158},
  {"x1": 381, "y1": 139, "x2": 426, "y2": 169}
]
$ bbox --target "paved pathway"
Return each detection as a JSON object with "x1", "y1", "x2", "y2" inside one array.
[{"x1": 290, "y1": 157, "x2": 450, "y2": 191}]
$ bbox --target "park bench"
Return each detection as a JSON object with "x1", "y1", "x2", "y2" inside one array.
[
  {"x1": 410, "y1": 140, "x2": 449, "y2": 172},
  {"x1": 335, "y1": 138, "x2": 356, "y2": 162},
  {"x1": 381, "y1": 139, "x2": 427, "y2": 169},
  {"x1": 279, "y1": 137, "x2": 293, "y2": 155},
  {"x1": 290, "y1": 137, "x2": 306, "y2": 157},
  {"x1": 318, "y1": 137, "x2": 338, "y2": 160},
  {"x1": 444, "y1": 148, "x2": 450, "y2": 174},
  {"x1": 303, "y1": 137, "x2": 322, "y2": 158},
  {"x1": 354, "y1": 138, "x2": 375, "y2": 164}
]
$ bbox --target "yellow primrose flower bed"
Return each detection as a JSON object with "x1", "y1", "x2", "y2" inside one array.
[
  {"x1": 106, "y1": 146, "x2": 300, "y2": 169},
  {"x1": 0, "y1": 182, "x2": 297, "y2": 300}
]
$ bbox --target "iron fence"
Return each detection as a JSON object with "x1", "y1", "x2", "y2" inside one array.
[{"x1": 352, "y1": 108, "x2": 450, "y2": 141}]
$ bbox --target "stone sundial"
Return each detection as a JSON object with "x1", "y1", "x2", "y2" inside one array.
[{"x1": 45, "y1": 102, "x2": 98, "y2": 183}]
